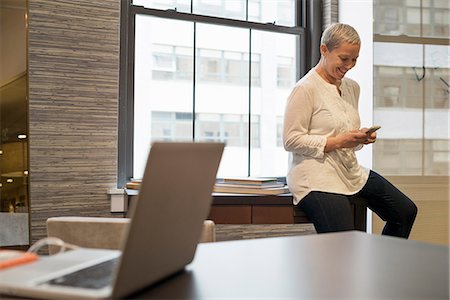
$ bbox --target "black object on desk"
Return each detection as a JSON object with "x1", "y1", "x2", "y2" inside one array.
[{"x1": 133, "y1": 231, "x2": 449, "y2": 299}]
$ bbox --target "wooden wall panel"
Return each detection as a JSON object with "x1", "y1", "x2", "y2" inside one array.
[
  {"x1": 372, "y1": 176, "x2": 449, "y2": 245},
  {"x1": 323, "y1": 0, "x2": 339, "y2": 29},
  {"x1": 28, "y1": 0, "x2": 120, "y2": 243}
]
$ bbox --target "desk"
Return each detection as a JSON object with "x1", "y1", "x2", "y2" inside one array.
[{"x1": 133, "y1": 231, "x2": 449, "y2": 299}]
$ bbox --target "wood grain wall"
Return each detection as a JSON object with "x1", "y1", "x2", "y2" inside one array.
[
  {"x1": 323, "y1": 0, "x2": 339, "y2": 29},
  {"x1": 372, "y1": 176, "x2": 449, "y2": 246},
  {"x1": 28, "y1": 0, "x2": 120, "y2": 243}
]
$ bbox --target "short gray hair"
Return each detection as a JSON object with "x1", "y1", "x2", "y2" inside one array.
[{"x1": 320, "y1": 23, "x2": 360, "y2": 51}]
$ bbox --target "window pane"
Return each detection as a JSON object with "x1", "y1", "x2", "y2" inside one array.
[
  {"x1": 424, "y1": 45, "x2": 450, "y2": 109},
  {"x1": 373, "y1": 42, "x2": 424, "y2": 175},
  {"x1": 374, "y1": 0, "x2": 450, "y2": 38},
  {"x1": 248, "y1": 0, "x2": 261, "y2": 21},
  {"x1": 250, "y1": 30, "x2": 297, "y2": 177},
  {"x1": 193, "y1": 0, "x2": 246, "y2": 20},
  {"x1": 374, "y1": 0, "x2": 406, "y2": 36},
  {"x1": 134, "y1": 15, "x2": 194, "y2": 178},
  {"x1": 373, "y1": 41, "x2": 450, "y2": 175},
  {"x1": 373, "y1": 43, "x2": 424, "y2": 108},
  {"x1": 424, "y1": 44, "x2": 450, "y2": 175},
  {"x1": 373, "y1": 139, "x2": 424, "y2": 175},
  {"x1": 195, "y1": 24, "x2": 249, "y2": 177},
  {"x1": 248, "y1": 0, "x2": 296, "y2": 26},
  {"x1": 132, "y1": 0, "x2": 191, "y2": 13}
]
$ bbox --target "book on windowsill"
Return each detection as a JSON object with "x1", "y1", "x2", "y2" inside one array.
[
  {"x1": 126, "y1": 177, "x2": 290, "y2": 195},
  {"x1": 214, "y1": 182, "x2": 285, "y2": 189},
  {"x1": 213, "y1": 184, "x2": 290, "y2": 195},
  {"x1": 125, "y1": 179, "x2": 142, "y2": 190},
  {"x1": 221, "y1": 177, "x2": 280, "y2": 186}
]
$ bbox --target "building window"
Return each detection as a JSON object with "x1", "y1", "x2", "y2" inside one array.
[
  {"x1": 374, "y1": 0, "x2": 450, "y2": 38},
  {"x1": 277, "y1": 56, "x2": 294, "y2": 87},
  {"x1": 151, "y1": 111, "x2": 260, "y2": 148},
  {"x1": 276, "y1": 116, "x2": 283, "y2": 147}
]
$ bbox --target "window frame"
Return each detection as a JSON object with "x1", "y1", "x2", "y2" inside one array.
[{"x1": 118, "y1": 0, "x2": 321, "y2": 187}]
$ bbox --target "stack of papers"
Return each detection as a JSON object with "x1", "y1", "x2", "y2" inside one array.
[
  {"x1": 125, "y1": 179, "x2": 142, "y2": 190},
  {"x1": 126, "y1": 177, "x2": 290, "y2": 195},
  {"x1": 214, "y1": 177, "x2": 290, "y2": 195}
]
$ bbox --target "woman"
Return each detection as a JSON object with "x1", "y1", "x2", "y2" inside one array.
[{"x1": 283, "y1": 23, "x2": 417, "y2": 238}]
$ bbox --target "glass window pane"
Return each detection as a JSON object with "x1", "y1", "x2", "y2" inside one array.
[
  {"x1": 134, "y1": 15, "x2": 194, "y2": 178},
  {"x1": 424, "y1": 140, "x2": 450, "y2": 175},
  {"x1": 373, "y1": 42, "x2": 424, "y2": 175},
  {"x1": 248, "y1": 0, "x2": 296, "y2": 26},
  {"x1": 132, "y1": 0, "x2": 191, "y2": 13},
  {"x1": 195, "y1": 24, "x2": 250, "y2": 177},
  {"x1": 195, "y1": 24, "x2": 249, "y2": 177},
  {"x1": 374, "y1": 0, "x2": 450, "y2": 38},
  {"x1": 423, "y1": 1, "x2": 450, "y2": 38},
  {"x1": 248, "y1": 0, "x2": 261, "y2": 22},
  {"x1": 374, "y1": 1, "x2": 405, "y2": 35},
  {"x1": 193, "y1": 0, "x2": 246, "y2": 20},
  {"x1": 373, "y1": 41, "x2": 450, "y2": 176},
  {"x1": 373, "y1": 139, "x2": 423, "y2": 175},
  {"x1": 275, "y1": 0, "x2": 296, "y2": 26},
  {"x1": 250, "y1": 30, "x2": 297, "y2": 177},
  {"x1": 424, "y1": 44, "x2": 450, "y2": 175}
]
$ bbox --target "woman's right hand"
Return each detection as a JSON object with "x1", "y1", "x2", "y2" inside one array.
[{"x1": 324, "y1": 131, "x2": 368, "y2": 152}]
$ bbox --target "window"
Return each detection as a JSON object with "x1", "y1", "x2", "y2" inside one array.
[
  {"x1": 123, "y1": 0, "x2": 303, "y2": 181},
  {"x1": 152, "y1": 45, "x2": 193, "y2": 80},
  {"x1": 373, "y1": 0, "x2": 450, "y2": 176},
  {"x1": 277, "y1": 56, "x2": 295, "y2": 87},
  {"x1": 374, "y1": 0, "x2": 450, "y2": 38}
]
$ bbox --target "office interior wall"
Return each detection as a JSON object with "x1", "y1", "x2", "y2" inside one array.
[
  {"x1": 28, "y1": 0, "x2": 120, "y2": 243},
  {"x1": 374, "y1": 176, "x2": 449, "y2": 245}
]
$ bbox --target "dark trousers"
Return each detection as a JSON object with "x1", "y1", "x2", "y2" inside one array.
[{"x1": 298, "y1": 171, "x2": 418, "y2": 238}]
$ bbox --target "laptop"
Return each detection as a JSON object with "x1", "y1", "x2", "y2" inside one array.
[{"x1": 0, "y1": 142, "x2": 224, "y2": 299}]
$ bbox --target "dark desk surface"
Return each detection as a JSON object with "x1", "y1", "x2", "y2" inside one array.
[{"x1": 134, "y1": 231, "x2": 449, "y2": 299}]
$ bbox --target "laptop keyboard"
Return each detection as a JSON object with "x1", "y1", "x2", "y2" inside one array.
[{"x1": 42, "y1": 258, "x2": 119, "y2": 289}]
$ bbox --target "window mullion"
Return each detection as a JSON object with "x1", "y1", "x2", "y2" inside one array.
[
  {"x1": 247, "y1": 28, "x2": 252, "y2": 176},
  {"x1": 130, "y1": 5, "x2": 303, "y2": 35},
  {"x1": 193, "y1": 22, "x2": 197, "y2": 141}
]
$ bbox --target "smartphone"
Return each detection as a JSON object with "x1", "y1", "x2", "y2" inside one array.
[{"x1": 364, "y1": 125, "x2": 381, "y2": 135}]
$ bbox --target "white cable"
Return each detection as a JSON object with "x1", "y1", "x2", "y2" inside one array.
[{"x1": 27, "y1": 237, "x2": 80, "y2": 255}]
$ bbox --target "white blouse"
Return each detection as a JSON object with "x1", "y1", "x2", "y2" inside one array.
[{"x1": 283, "y1": 69, "x2": 369, "y2": 205}]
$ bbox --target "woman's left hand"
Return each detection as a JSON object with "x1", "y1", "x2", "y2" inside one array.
[{"x1": 360, "y1": 128, "x2": 377, "y2": 144}]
